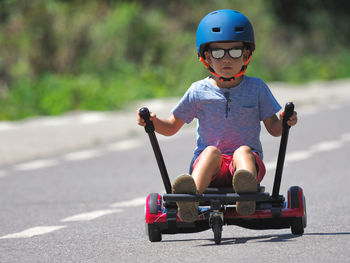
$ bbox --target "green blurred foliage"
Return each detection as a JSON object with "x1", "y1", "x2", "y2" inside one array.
[{"x1": 0, "y1": 0, "x2": 349, "y2": 120}]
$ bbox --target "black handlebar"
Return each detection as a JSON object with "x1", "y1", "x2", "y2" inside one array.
[
  {"x1": 272, "y1": 102, "x2": 295, "y2": 199},
  {"x1": 139, "y1": 107, "x2": 155, "y2": 133},
  {"x1": 282, "y1": 102, "x2": 295, "y2": 129},
  {"x1": 139, "y1": 107, "x2": 172, "y2": 194}
]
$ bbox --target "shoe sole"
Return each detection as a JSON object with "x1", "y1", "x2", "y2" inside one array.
[
  {"x1": 236, "y1": 201, "x2": 256, "y2": 216},
  {"x1": 232, "y1": 169, "x2": 257, "y2": 193},
  {"x1": 232, "y1": 169, "x2": 257, "y2": 216},
  {"x1": 172, "y1": 174, "x2": 198, "y2": 223}
]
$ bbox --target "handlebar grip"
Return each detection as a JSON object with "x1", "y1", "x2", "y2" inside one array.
[
  {"x1": 139, "y1": 107, "x2": 155, "y2": 133},
  {"x1": 282, "y1": 102, "x2": 294, "y2": 129}
]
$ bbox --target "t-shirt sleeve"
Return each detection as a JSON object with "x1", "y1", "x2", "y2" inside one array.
[
  {"x1": 258, "y1": 81, "x2": 282, "y2": 121},
  {"x1": 171, "y1": 86, "x2": 197, "y2": 124}
]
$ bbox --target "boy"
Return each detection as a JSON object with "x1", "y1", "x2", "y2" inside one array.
[{"x1": 137, "y1": 9, "x2": 297, "y2": 222}]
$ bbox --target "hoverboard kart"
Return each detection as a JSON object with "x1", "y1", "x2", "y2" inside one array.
[{"x1": 140, "y1": 102, "x2": 306, "y2": 245}]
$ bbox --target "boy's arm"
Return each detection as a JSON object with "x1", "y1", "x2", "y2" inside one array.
[
  {"x1": 138, "y1": 111, "x2": 184, "y2": 136},
  {"x1": 263, "y1": 111, "x2": 298, "y2": 137},
  {"x1": 152, "y1": 114, "x2": 184, "y2": 136},
  {"x1": 263, "y1": 114, "x2": 282, "y2": 137}
]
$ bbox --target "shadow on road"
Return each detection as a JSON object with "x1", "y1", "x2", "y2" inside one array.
[
  {"x1": 204, "y1": 233, "x2": 299, "y2": 246},
  {"x1": 162, "y1": 231, "x2": 350, "y2": 246},
  {"x1": 212, "y1": 231, "x2": 350, "y2": 246}
]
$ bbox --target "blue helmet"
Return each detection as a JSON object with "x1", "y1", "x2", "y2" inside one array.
[{"x1": 196, "y1": 9, "x2": 255, "y2": 57}]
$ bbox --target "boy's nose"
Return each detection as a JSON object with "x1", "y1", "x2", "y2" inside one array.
[
  {"x1": 222, "y1": 56, "x2": 233, "y2": 63},
  {"x1": 222, "y1": 53, "x2": 234, "y2": 62}
]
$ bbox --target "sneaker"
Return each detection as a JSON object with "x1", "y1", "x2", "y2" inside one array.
[
  {"x1": 172, "y1": 174, "x2": 199, "y2": 223},
  {"x1": 232, "y1": 169, "x2": 257, "y2": 216}
]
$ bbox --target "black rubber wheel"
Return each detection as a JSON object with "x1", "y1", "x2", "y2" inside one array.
[
  {"x1": 291, "y1": 217, "x2": 304, "y2": 235},
  {"x1": 145, "y1": 223, "x2": 162, "y2": 242},
  {"x1": 290, "y1": 186, "x2": 306, "y2": 235},
  {"x1": 302, "y1": 195, "x2": 307, "y2": 229},
  {"x1": 212, "y1": 217, "x2": 223, "y2": 245},
  {"x1": 149, "y1": 193, "x2": 160, "y2": 214}
]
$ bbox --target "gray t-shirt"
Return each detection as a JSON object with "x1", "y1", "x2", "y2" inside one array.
[{"x1": 172, "y1": 75, "x2": 281, "y2": 159}]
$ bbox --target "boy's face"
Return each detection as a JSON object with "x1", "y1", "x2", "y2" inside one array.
[{"x1": 204, "y1": 41, "x2": 250, "y2": 79}]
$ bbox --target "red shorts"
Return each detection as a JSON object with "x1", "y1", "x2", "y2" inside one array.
[{"x1": 192, "y1": 152, "x2": 266, "y2": 188}]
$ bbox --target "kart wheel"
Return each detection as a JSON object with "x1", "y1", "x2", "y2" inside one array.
[
  {"x1": 301, "y1": 195, "x2": 307, "y2": 228},
  {"x1": 145, "y1": 223, "x2": 162, "y2": 242},
  {"x1": 290, "y1": 186, "x2": 306, "y2": 235},
  {"x1": 211, "y1": 217, "x2": 223, "y2": 245},
  {"x1": 149, "y1": 193, "x2": 161, "y2": 214},
  {"x1": 291, "y1": 217, "x2": 304, "y2": 235}
]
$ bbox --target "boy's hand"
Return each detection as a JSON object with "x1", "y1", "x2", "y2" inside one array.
[
  {"x1": 280, "y1": 110, "x2": 298, "y2": 127},
  {"x1": 137, "y1": 108, "x2": 156, "y2": 127}
]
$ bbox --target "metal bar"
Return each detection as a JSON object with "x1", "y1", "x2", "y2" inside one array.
[
  {"x1": 272, "y1": 102, "x2": 294, "y2": 199},
  {"x1": 163, "y1": 192, "x2": 270, "y2": 203},
  {"x1": 139, "y1": 107, "x2": 172, "y2": 194}
]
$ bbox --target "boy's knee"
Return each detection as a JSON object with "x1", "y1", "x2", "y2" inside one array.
[
  {"x1": 234, "y1": 145, "x2": 253, "y2": 156},
  {"x1": 204, "y1": 146, "x2": 222, "y2": 157}
]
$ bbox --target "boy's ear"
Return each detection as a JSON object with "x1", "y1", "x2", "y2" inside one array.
[
  {"x1": 243, "y1": 49, "x2": 251, "y2": 62},
  {"x1": 204, "y1": 51, "x2": 212, "y2": 64}
]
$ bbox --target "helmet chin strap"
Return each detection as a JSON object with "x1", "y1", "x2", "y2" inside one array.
[{"x1": 199, "y1": 53, "x2": 253, "y2": 82}]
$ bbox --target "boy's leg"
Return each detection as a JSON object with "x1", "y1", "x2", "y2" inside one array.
[
  {"x1": 172, "y1": 146, "x2": 222, "y2": 223},
  {"x1": 191, "y1": 146, "x2": 222, "y2": 194},
  {"x1": 232, "y1": 146, "x2": 258, "y2": 216},
  {"x1": 232, "y1": 145, "x2": 258, "y2": 179},
  {"x1": 172, "y1": 174, "x2": 199, "y2": 222}
]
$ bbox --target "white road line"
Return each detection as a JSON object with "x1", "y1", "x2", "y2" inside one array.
[
  {"x1": 63, "y1": 149, "x2": 103, "y2": 161},
  {"x1": 106, "y1": 139, "x2": 141, "y2": 151},
  {"x1": 5, "y1": 132, "x2": 350, "y2": 176},
  {"x1": 13, "y1": 159, "x2": 59, "y2": 171},
  {"x1": 286, "y1": 150, "x2": 312, "y2": 162},
  {"x1": 0, "y1": 226, "x2": 66, "y2": 239},
  {"x1": 61, "y1": 209, "x2": 121, "y2": 222},
  {"x1": 110, "y1": 196, "x2": 146, "y2": 208},
  {"x1": 264, "y1": 132, "x2": 349, "y2": 170},
  {"x1": 310, "y1": 140, "x2": 342, "y2": 152}
]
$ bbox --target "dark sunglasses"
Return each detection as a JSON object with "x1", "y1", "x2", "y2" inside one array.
[{"x1": 209, "y1": 47, "x2": 245, "y2": 59}]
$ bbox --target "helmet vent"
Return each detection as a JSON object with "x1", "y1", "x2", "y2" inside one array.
[
  {"x1": 212, "y1": 27, "x2": 221, "y2": 32},
  {"x1": 235, "y1": 27, "x2": 244, "y2": 32}
]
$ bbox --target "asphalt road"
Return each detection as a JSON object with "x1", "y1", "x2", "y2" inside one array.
[{"x1": 1, "y1": 86, "x2": 350, "y2": 262}]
